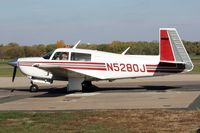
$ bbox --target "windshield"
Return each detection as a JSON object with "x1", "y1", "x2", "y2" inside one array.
[{"x1": 42, "y1": 50, "x2": 55, "y2": 59}]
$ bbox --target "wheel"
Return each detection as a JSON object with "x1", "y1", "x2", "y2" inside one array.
[
  {"x1": 82, "y1": 81, "x2": 92, "y2": 92},
  {"x1": 30, "y1": 84, "x2": 39, "y2": 92}
]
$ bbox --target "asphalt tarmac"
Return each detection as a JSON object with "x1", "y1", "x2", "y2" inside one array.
[{"x1": 0, "y1": 74, "x2": 199, "y2": 111}]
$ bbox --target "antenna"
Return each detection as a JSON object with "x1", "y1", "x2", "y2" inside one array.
[
  {"x1": 121, "y1": 47, "x2": 130, "y2": 55},
  {"x1": 72, "y1": 40, "x2": 81, "y2": 49}
]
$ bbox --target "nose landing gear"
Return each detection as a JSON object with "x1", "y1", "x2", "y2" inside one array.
[{"x1": 30, "y1": 81, "x2": 39, "y2": 92}]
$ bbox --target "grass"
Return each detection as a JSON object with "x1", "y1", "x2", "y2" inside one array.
[
  {"x1": 189, "y1": 59, "x2": 200, "y2": 74},
  {"x1": 189, "y1": 64, "x2": 200, "y2": 74},
  {"x1": 191, "y1": 55, "x2": 200, "y2": 59},
  {"x1": 0, "y1": 110, "x2": 199, "y2": 133},
  {"x1": 0, "y1": 64, "x2": 24, "y2": 77},
  {"x1": 0, "y1": 59, "x2": 24, "y2": 77}
]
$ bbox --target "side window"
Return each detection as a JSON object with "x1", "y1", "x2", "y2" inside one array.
[
  {"x1": 71, "y1": 53, "x2": 91, "y2": 61},
  {"x1": 52, "y1": 52, "x2": 69, "y2": 60}
]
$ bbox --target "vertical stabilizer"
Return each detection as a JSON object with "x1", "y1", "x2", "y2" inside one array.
[{"x1": 159, "y1": 28, "x2": 193, "y2": 72}]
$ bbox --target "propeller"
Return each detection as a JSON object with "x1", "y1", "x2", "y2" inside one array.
[
  {"x1": 12, "y1": 66, "x2": 17, "y2": 82},
  {"x1": 7, "y1": 58, "x2": 18, "y2": 82}
]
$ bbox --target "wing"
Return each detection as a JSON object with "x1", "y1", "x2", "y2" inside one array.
[{"x1": 33, "y1": 62, "x2": 107, "y2": 80}]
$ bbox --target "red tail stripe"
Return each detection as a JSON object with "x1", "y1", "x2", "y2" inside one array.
[{"x1": 160, "y1": 30, "x2": 175, "y2": 61}]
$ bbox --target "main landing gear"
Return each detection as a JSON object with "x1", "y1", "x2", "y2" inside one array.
[
  {"x1": 30, "y1": 81, "x2": 39, "y2": 92},
  {"x1": 82, "y1": 81, "x2": 93, "y2": 92}
]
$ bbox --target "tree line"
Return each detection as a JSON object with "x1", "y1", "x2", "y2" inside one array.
[{"x1": 0, "y1": 41, "x2": 200, "y2": 59}]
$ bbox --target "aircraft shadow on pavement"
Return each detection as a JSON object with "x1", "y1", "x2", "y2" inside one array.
[
  {"x1": 0, "y1": 85, "x2": 181, "y2": 98},
  {"x1": 33, "y1": 85, "x2": 180, "y2": 97},
  {"x1": 82, "y1": 85, "x2": 181, "y2": 93},
  {"x1": 0, "y1": 87, "x2": 68, "y2": 97}
]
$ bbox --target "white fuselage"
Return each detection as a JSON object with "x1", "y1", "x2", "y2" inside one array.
[{"x1": 17, "y1": 48, "x2": 160, "y2": 82}]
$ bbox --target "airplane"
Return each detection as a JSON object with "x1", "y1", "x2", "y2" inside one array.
[{"x1": 8, "y1": 28, "x2": 193, "y2": 92}]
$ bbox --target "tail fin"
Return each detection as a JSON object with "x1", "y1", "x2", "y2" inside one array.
[{"x1": 159, "y1": 28, "x2": 193, "y2": 72}]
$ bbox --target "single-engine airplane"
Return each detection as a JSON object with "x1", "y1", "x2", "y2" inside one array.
[{"x1": 8, "y1": 28, "x2": 193, "y2": 92}]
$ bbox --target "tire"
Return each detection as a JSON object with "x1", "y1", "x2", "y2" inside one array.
[
  {"x1": 82, "y1": 81, "x2": 92, "y2": 92},
  {"x1": 30, "y1": 84, "x2": 39, "y2": 92}
]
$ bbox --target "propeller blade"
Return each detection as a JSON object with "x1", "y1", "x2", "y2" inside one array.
[
  {"x1": 12, "y1": 66, "x2": 17, "y2": 82},
  {"x1": 8, "y1": 58, "x2": 18, "y2": 82},
  {"x1": 8, "y1": 58, "x2": 18, "y2": 67}
]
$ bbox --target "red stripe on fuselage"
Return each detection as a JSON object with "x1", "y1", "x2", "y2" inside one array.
[
  {"x1": 146, "y1": 64, "x2": 158, "y2": 67},
  {"x1": 147, "y1": 70, "x2": 156, "y2": 72},
  {"x1": 19, "y1": 61, "x2": 107, "y2": 71},
  {"x1": 19, "y1": 61, "x2": 105, "y2": 65},
  {"x1": 18, "y1": 61, "x2": 106, "y2": 67},
  {"x1": 64, "y1": 67, "x2": 106, "y2": 71}
]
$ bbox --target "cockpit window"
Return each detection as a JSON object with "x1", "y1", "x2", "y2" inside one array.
[
  {"x1": 71, "y1": 52, "x2": 91, "y2": 61},
  {"x1": 52, "y1": 52, "x2": 69, "y2": 60},
  {"x1": 43, "y1": 50, "x2": 54, "y2": 59}
]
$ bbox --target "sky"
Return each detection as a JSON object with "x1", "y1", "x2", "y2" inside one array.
[{"x1": 0, "y1": 0, "x2": 200, "y2": 45}]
